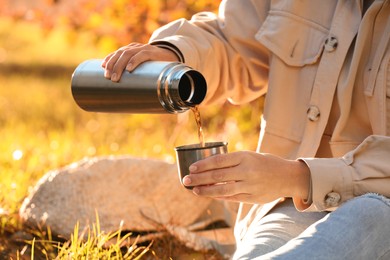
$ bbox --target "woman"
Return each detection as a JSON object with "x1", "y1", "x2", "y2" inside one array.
[{"x1": 103, "y1": 0, "x2": 390, "y2": 258}]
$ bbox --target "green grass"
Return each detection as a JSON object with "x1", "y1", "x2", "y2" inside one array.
[
  {"x1": 31, "y1": 213, "x2": 152, "y2": 259},
  {"x1": 0, "y1": 17, "x2": 262, "y2": 258}
]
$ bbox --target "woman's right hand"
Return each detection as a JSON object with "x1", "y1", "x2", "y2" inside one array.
[{"x1": 101, "y1": 43, "x2": 180, "y2": 82}]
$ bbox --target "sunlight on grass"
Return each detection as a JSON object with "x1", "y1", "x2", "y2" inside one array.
[
  {"x1": 56, "y1": 218, "x2": 150, "y2": 259},
  {"x1": 20, "y1": 213, "x2": 152, "y2": 259},
  {"x1": 56, "y1": 214, "x2": 151, "y2": 259}
]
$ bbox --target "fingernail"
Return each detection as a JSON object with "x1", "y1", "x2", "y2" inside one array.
[
  {"x1": 126, "y1": 63, "x2": 133, "y2": 71},
  {"x1": 183, "y1": 176, "x2": 192, "y2": 185},
  {"x1": 189, "y1": 165, "x2": 197, "y2": 172},
  {"x1": 111, "y1": 73, "x2": 118, "y2": 81},
  {"x1": 104, "y1": 70, "x2": 111, "y2": 78}
]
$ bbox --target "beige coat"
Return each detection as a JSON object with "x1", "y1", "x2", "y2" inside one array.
[{"x1": 150, "y1": 0, "x2": 390, "y2": 240}]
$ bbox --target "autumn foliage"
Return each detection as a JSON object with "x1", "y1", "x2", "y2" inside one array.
[{"x1": 1, "y1": 0, "x2": 220, "y2": 47}]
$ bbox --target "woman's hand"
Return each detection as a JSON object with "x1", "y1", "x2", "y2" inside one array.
[
  {"x1": 101, "y1": 43, "x2": 180, "y2": 82},
  {"x1": 182, "y1": 151, "x2": 311, "y2": 205}
]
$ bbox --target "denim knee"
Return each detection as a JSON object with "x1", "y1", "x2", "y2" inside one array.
[
  {"x1": 340, "y1": 193, "x2": 390, "y2": 243},
  {"x1": 359, "y1": 193, "x2": 390, "y2": 206},
  {"x1": 263, "y1": 194, "x2": 390, "y2": 260},
  {"x1": 348, "y1": 193, "x2": 390, "y2": 210},
  {"x1": 346, "y1": 193, "x2": 390, "y2": 259},
  {"x1": 341, "y1": 193, "x2": 390, "y2": 220}
]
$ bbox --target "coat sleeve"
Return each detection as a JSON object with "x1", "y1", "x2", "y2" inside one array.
[
  {"x1": 149, "y1": 0, "x2": 270, "y2": 105},
  {"x1": 296, "y1": 135, "x2": 390, "y2": 212}
]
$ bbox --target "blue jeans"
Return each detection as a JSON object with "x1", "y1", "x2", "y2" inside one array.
[{"x1": 233, "y1": 194, "x2": 390, "y2": 260}]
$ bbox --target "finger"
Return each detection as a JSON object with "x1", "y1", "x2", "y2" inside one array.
[
  {"x1": 110, "y1": 46, "x2": 149, "y2": 81},
  {"x1": 102, "y1": 43, "x2": 147, "y2": 78},
  {"x1": 213, "y1": 193, "x2": 252, "y2": 203},
  {"x1": 101, "y1": 52, "x2": 115, "y2": 68},
  {"x1": 126, "y1": 45, "x2": 180, "y2": 71},
  {"x1": 127, "y1": 42, "x2": 144, "y2": 47},
  {"x1": 124, "y1": 49, "x2": 154, "y2": 72},
  {"x1": 184, "y1": 167, "x2": 244, "y2": 188},
  {"x1": 192, "y1": 181, "x2": 247, "y2": 198},
  {"x1": 189, "y1": 152, "x2": 242, "y2": 174},
  {"x1": 104, "y1": 50, "x2": 125, "y2": 79}
]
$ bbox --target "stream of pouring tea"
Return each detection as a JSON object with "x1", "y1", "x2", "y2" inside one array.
[{"x1": 191, "y1": 106, "x2": 205, "y2": 147}]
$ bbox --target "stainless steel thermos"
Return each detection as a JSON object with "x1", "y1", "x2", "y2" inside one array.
[{"x1": 71, "y1": 59, "x2": 207, "y2": 114}]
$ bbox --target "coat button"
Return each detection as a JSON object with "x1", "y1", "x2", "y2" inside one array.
[
  {"x1": 325, "y1": 36, "x2": 338, "y2": 52},
  {"x1": 307, "y1": 105, "x2": 320, "y2": 121},
  {"x1": 325, "y1": 192, "x2": 341, "y2": 207}
]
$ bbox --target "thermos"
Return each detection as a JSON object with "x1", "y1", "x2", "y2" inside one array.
[{"x1": 71, "y1": 59, "x2": 207, "y2": 114}]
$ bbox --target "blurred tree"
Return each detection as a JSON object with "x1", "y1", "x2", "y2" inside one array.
[{"x1": 1, "y1": 0, "x2": 220, "y2": 49}]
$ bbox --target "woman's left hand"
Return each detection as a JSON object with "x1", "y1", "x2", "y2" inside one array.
[{"x1": 182, "y1": 151, "x2": 310, "y2": 204}]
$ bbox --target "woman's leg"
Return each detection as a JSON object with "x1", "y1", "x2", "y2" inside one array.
[
  {"x1": 233, "y1": 199, "x2": 328, "y2": 259},
  {"x1": 258, "y1": 193, "x2": 390, "y2": 260}
]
